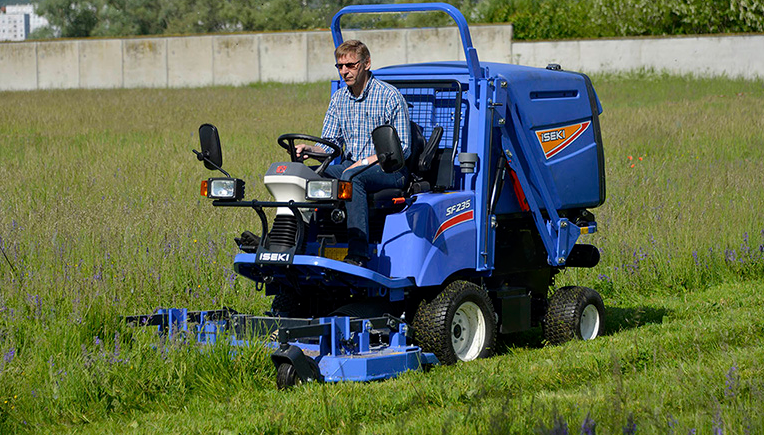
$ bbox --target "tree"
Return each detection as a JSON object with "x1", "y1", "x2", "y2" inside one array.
[{"x1": 36, "y1": 0, "x2": 101, "y2": 37}]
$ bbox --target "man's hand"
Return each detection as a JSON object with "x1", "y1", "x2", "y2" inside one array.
[
  {"x1": 343, "y1": 154, "x2": 379, "y2": 173},
  {"x1": 294, "y1": 143, "x2": 328, "y2": 161}
]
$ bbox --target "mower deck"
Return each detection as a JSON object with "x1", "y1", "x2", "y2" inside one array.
[{"x1": 125, "y1": 308, "x2": 438, "y2": 388}]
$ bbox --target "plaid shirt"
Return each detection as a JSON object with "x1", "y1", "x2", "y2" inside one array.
[{"x1": 321, "y1": 75, "x2": 411, "y2": 162}]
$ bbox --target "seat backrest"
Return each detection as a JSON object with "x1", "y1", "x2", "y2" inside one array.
[
  {"x1": 418, "y1": 126, "x2": 443, "y2": 173},
  {"x1": 407, "y1": 121, "x2": 426, "y2": 175}
]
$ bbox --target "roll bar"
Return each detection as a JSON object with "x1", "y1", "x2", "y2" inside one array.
[{"x1": 330, "y1": 2, "x2": 482, "y2": 79}]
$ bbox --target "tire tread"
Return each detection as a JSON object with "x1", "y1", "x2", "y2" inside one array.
[
  {"x1": 411, "y1": 280, "x2": 497, "y2": 364},
  {"x1": 543, "y1": 286, "x2": 604, "y2": 345}
]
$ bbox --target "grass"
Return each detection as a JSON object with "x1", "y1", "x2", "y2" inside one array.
[{"x1": 1, "y1": 72, "x2": 763, "y2": 433}]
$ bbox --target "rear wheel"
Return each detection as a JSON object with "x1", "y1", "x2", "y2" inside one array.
[
  {"x1": 412, "y1": 280, "x2": 497, "y2": 364},
  {"x1": 543, "y1": 286, "x2": 605, "y2": 345}
]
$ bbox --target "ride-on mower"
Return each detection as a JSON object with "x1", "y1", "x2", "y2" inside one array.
[{"x1": 127, "y1": 2, "x2": 607, "y2": 388}]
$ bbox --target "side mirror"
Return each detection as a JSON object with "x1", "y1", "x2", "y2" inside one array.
[
  {"x1": 372, "y1": 125, "x2": 404, "y2": 173},
  {"x1": 199, "y1": 124, "x2": 223, "y2": 171}
]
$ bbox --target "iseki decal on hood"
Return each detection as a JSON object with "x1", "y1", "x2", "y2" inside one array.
[{"x1": 536, "y1": 121, "x2": 591, "y2": 159}]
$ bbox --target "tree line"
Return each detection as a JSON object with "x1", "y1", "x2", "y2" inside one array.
[{"x1": 29, "y1": 0, "x2": 764, "y2": 40}]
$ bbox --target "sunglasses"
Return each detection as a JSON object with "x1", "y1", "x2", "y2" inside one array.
[{"x1": 335, "y1": 60, "x2": 363, "y2": 70}]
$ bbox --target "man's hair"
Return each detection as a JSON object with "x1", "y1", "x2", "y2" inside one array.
[{"x1": 335, "y1": 40, "x2": 370, "y2": 62}]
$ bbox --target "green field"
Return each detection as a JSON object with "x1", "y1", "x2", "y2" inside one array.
[{"x1": 1, "y1": 73, "x2": 763, "y2": 433}]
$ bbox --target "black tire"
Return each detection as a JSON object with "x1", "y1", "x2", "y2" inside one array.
[
  {"x1": 543, "y1": 286, "x2": 605, "y2": 345},
  {"x1": 270, "y1": 292, "x2": 304, "y2": 318},
  {"x1": 276, "y1": 363, "x2": 299, "y2": 389},
  {"x1": 411, "y1": 280, "x2": 497, "y2": 365}
]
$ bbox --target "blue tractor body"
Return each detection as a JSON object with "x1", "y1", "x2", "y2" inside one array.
[{"x1": 132, "y1": 3, "x2": 607, "y2": 388}]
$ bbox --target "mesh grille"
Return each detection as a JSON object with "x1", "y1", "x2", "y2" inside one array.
[{"x1": 395, "y1": 81, "x2": 467, "y2": 152}]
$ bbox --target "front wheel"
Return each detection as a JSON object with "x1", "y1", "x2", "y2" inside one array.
[
  {"x1": 269, "y1": 292, "x2": 305, "y2": 318},
  {"x1": 276, "y1": 363, "x2": 300, "y2": 389},
  {"x1": 543, "y1": 286, "x2": 605, "y2": 345},
  {"x1": 412, "y1": 280, "x2": 497, "y2": 365}
]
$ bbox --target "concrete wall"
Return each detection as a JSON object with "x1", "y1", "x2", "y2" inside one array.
[
  {"x1": 512, "y1": 34, "x2": 764, "y2": 79},
  {"x1": 0, "y1": 25, "x2": 511, "y2": 91},
  {"x1": 1, "y1": 28, "x2": 763, "y2": 92}
]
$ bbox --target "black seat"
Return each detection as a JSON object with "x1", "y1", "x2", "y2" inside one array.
[{"x1": 368, "y1": 122, "x2": 443, "y2": 211}]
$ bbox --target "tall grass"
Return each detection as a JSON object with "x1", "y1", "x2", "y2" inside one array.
[
  {"x1": 558, "y1": 72, "x2": 764, "y2": 300},
  {"x1": 0, "y1": 73, "x2": 763, "y2": 432}
]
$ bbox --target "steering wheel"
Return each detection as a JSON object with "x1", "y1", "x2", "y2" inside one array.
[{"x1": 277, "y1": 134, "x2": 343, "y2": 176}]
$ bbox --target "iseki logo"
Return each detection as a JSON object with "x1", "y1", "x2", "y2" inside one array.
[
  {"x1": 535, "y1": 121, "x2": 591, "y2": 159},
  {"x1": 540, "y1": 129, "x2": 565, "y2": 143},
  {"x1": 259, "y1": 252, "x2": 290, "y2": 262}
]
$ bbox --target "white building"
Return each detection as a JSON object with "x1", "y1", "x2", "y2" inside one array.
[{"x1": 0, "y1": 4, "x2": 49, "y2": 41}]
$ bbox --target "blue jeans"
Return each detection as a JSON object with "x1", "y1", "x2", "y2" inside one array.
[{"x1": 324, "y1": 161, "x2": 408, "y2": 259}]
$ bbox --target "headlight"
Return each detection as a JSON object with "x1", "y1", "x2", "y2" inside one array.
[
  {"x1": 201, "y1": 178, "x2": 245, "y2": 200},
  {"x1": 306, "y1": 180, "x2": 352, "y2": 201},
  {"x1": 306, "y1": 180, "x2": 333, "y2": 200}
]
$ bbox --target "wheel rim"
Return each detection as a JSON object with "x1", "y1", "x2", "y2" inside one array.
[
  {"x1": 451, "y1": 301, "x2": 486, "y2": 361},
  {"x1": 579, "y1": 304, "x2": 600, "y2": 340}
]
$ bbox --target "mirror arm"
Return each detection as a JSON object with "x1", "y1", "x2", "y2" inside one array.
[{"x1": 192, "y1": 149, "x2": 231, "y2": 178}]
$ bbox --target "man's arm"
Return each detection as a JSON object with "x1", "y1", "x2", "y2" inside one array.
[{"x1": 320, "y1": 93, "x2": 344, "y2": 152}]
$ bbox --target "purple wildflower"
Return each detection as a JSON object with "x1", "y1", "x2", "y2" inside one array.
[
  {"x1": 692, "y1": 251, "x2": 699, "y2": 267},
  {"x1": 110, "y1": 332, "x2": 124, "y2": 364},
  {"x1": 580, "y1": 413, "x2": 596, "y2": 435},
  {"x1": 598, "y1": 274, "x2": 611, "y2": 282},
  {"x1": 712, "y1": 407, "x2": 723, "y2": 435},
  {"x1": 725, "y1": 249, "x2": 736, "y2": 263},
  {"x1": 541, "y1": 415, "x2": 569, "y2": 435},
  {"x1": 725, "y1": 365, "x2": 739, "y2": 398},
  {"x1": 27, "y1": 293, "x2": 42, "y2": 319},
  {"x1": 623, "y1": 413, "x2": 636, "y2": 435},
  {"x1": 667, "y1": 414, "x2": 678, "y2": 435},
  {"x1": 4, "y1": 347, "x2": 15, "y2": 363}
]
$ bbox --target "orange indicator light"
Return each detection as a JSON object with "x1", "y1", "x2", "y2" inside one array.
[{"x1": 338, "y1": 181, "x2": 352, "y2": 200}]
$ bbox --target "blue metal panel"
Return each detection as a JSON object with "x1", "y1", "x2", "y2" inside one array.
[
  {"x1": 234, "y1": 253, "x2": 416, "y2": 289},
  {"x1": 318, "y1": 350, "x2": 430, "y2": 382},
  {"x1": 375, "y1": 62, "x2": 476, "y2": 81},
  {"x1": 378, "y1": 191, "x2": 478, "y2": 286},
  {"x1": 484, "y1": 63, "x2": 605, "y2": 209}
]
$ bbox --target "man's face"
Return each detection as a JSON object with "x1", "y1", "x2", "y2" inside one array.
[{"x1": 336, "y1": 53, "x2": 370, "y2": 88}]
